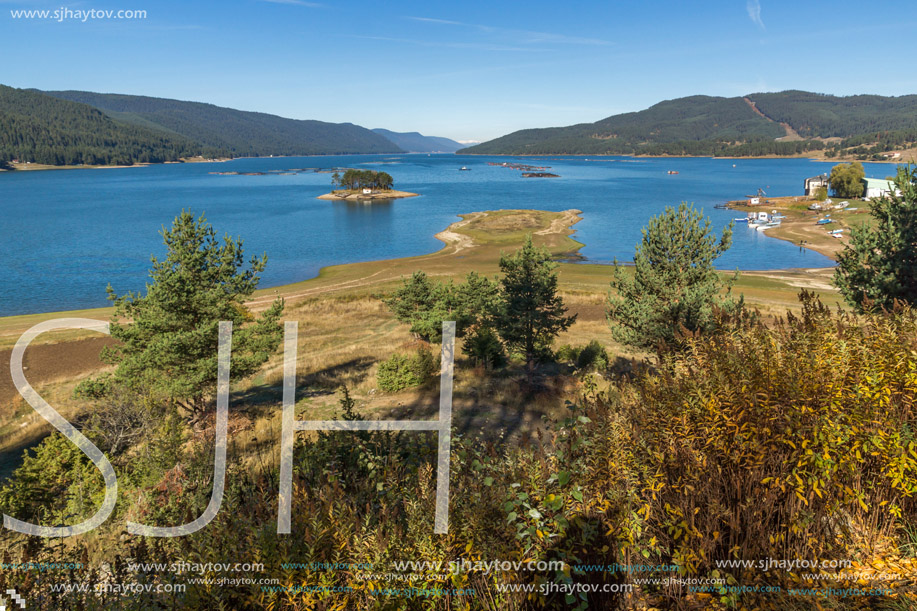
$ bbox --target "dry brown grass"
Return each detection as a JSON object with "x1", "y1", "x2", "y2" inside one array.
[{"x1": 228, "y1": 288, "x2": 617, "y2": 468}]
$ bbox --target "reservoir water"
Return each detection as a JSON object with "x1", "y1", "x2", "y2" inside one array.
[{"x1": 0, "y1": 154, "x2": 898, "y2": 316}]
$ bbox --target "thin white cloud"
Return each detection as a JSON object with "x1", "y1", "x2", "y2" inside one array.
[
  {"x1": 409, "y1": 16, "x2": 464, "y2": 26},
  {"x1": 259, "y1": 0, "x2": 323, "y2": 7},
  {"x1": 352, "y1": 35, "x2": 540, "y2": 53},
  {"x1": 746, "y1": 0, "x2": 765, "y2": 30},
  {"x1": 406, "y1": 15, "x2": 612, "y2": 46}
]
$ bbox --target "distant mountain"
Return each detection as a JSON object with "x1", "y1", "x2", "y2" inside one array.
[
  {"x1": 372, "y1": 129, "x2": 463, "y2": 153},
  {"x1": 0, "y1": 85, "x2": 205, "y2": 165},
  {"x1": 41, "y1": 89, "x2": 403, "y2": 157},
  {"x1": 461, "y1": 91, "x2": 917, "y2": 158}
]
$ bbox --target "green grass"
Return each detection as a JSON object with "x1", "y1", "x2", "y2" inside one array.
[{"x1": 0, "y1": 306, "x2": 115, "y2": 349}]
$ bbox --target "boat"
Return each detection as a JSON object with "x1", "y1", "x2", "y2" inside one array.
[
  {"x1": 459, "y1": 166, "x2": 470, "y2": 171},
  {"x1": 816, "y1": 218, "x2": 833, "y2": 225},
  {"x1": 667, "y1": 170, "x2": 679, "y2": 175},
  {"x1": 734, "y1": 217, "x2": 749, "y2": 222},
  {"x1": 756, "y1": 222, "x2": 780, "y2": 231}
]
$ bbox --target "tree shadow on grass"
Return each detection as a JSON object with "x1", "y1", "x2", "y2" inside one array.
[
  {"x1": 232, "y1": 356, "x2": 377, "y2": 413},
  {"x1": 375, "y1": 360, "x2": 572, "y2": 445}
]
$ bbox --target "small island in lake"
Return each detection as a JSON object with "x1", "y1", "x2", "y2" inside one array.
[{"x1": 317, "y1": 168, "x2": 418, "y2": 200}]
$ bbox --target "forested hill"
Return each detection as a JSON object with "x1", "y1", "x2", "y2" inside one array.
[
  {"x1": 0, "y1": 85, "x2": 208, "y2": 165},
  {"x1": 461, "y1": 91, "x2": 917, "y2": 158},
  {"x1": 747, "y1": 91, "x2": 917, "y2": 137},
  {"x1": 43, "y1": 90, "x2": 403, "y2": 157},
  {"x1": 372, "y1": 129, "x2": 464, "y2": 153}
]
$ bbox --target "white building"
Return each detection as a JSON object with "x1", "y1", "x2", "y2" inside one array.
[
  {"x1": 804, "y1": 174, "x2": 829, "y2": 196},
  {"x1": 863, "y1": 178, "x2": 900, "y2": 199}
]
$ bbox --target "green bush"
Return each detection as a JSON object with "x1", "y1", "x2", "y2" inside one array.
[
  {"x1": 575, "y1": 339, "x2": 609, "y2": 371},
  {"x1": 72, "y1": 372, "x2": 112, "y2": 399},
  {"x1": 556, "y1": 340, "x2": 609, "y2": 371},
  {"x1": 555, "y1": 344, "x2": 578, "y2": 362},
  {"x1": 375, "y1": 348, "x2": 438, "y2": 392},
  {"x1": 462, "y1": 326, "x2": 506, "y2": 369}
]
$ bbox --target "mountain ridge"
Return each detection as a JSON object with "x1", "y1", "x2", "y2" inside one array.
[
  {"x1": 0, "y1": 84, "x2": 208, "y2": 166},
  {"x1": 460, "y1": 90, "x2": 917, "y2": 159},
  {"x1": 371, "y1": 129, "x2": 463, "y2": 153},
  {"x1": 43, "y1": 89, "x2": 403, "y2": 157}
]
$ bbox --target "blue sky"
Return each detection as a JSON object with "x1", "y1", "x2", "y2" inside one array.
[{"x1": 2, "y1": 0, "x2": 916, "y2": 141}]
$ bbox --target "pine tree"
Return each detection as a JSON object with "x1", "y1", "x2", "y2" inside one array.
[
  {"x1": 384, "y1": 270, "x2": 499, "y2": 342},
  {"x1": 606, "y1": 202, "x2": 740, "y2": 352},
  {"x1": 834, "y1": 165, "x2": 917, "y2": 310},
  {"x1": 493, "y1": 235, "x2": 576, "y2": 383},
  {"x1": 383, "y1": 271, "x2": 450, "y2": 341},
  {"x1": 77, "y1": 211, "x2": 284, "y2": 416}
]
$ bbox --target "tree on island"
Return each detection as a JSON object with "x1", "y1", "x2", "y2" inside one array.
[
  {"x1": 606, "y1": 202, "x2": 741, "y2": 353},
  {"x1": 493, "y1": 235, "x2": 576, "y2": 384},
  {"x1": 335, "y1": 169, "x2": 394, "y2": 191},
  {"x1": 834, "y1": 165, "x2": 917, "y2": 311},
  {"x1": 829, "y1": 162, "x2": 865, "y2": 199},
  {"x1": 75, "y1": 211, "x2": 285, "y2": 416}
]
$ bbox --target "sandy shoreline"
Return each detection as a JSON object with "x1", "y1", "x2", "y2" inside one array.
[
  {"x1": 2, "y1": 156, "x2": 232, "y2": 173},
  {"x1": 317, "y1": 189, "x2": 419, "y2": 201},
  {"x1": 461, "y1": 152, "x2": 914, "y2": 164},
  {"x1": 725, "y1": 196, "x2": 861, "y2": 260}
]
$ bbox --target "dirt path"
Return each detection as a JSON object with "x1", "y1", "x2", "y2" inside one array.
[
  {"x1": 1, "y1": 209, "x2": 578, "y2": 400},
  {"x1": 535, "y1": 209, "x2": 582, "y2": 236},
  {"x1": 744, "y1": 97, "x2": 803, "y2": 141},
  {"x1": 249, "y1": 212, "x2": 490, "y2": 308},
  {"x1": 749, "y1": 269, "x2": 836, "y2": 292},
  {"x1": 0, "y1": 336, "x2": 115, "y2": 408},
  {"x1": 433, "y1": 211, "x2": 487, "y2": 253}
]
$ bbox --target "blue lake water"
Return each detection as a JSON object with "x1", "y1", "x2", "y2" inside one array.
[{"x1": 0, "y1": 154, "x2": 900, "y2": 316}]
